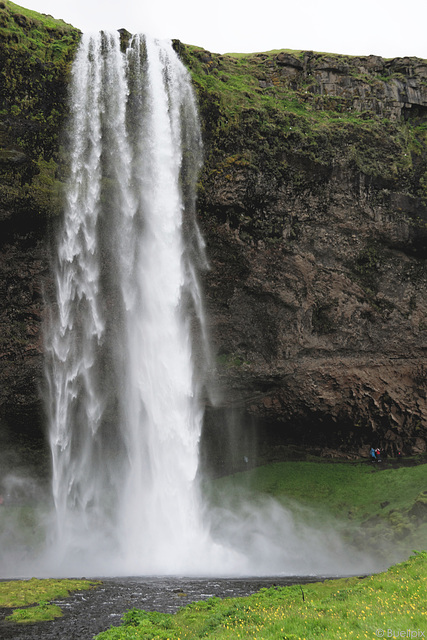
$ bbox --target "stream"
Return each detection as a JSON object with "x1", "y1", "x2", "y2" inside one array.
[{"x1": 0, "y1": 575, "x2": 330, "y2": 639}]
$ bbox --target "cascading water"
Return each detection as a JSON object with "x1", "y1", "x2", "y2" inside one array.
[{"x1": 45, "y1": 31, "x2": 228, "y2": 575}]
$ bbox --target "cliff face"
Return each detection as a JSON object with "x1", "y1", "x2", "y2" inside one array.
[
  {"x1": 0, "y1": 1, "x2": 79, "y2": 440},
  {"x1": 178, "y1": 45, "x2": 427, "y2": 463},
  {"x1": 1, "y1": 4, "x2": 427, "y2": 467}
]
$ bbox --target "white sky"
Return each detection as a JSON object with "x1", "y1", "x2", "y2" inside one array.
[{"x1": 17, "y1": 0, "x2": 427, "y2": 59}]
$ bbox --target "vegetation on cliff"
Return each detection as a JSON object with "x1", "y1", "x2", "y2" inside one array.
[
  {"x1": 176, "y1": 42, "x2": 427, "y2": 243},
  {"x1": 0, "y1": 1, "x2": 80, "y2": 219}
]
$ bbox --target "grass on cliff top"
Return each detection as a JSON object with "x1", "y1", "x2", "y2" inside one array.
[
  {"x1": 181, "y1": 43, "x2": 420, "y2": 181},
  {"x1": 5, "y1": 1, "x2": 75, "y2": 30},
  {"x1": 223, "y1": 48, "x2": 305, "y2": 61},
  {"x1": 0, "y1": 578, "x2": 100, "y2": 623},
  {"x1": 0, "y1": 0, "x2": 80, "y2": 116},
  {"x1": 0, "y1": 0, "x2": 80, "y2": 195},
  {"x1": 94, "y1": 551, "x2": 427, "y2": 639},
  {"x1": 224, "y1": 47, "x2": 409, "y2": 59},
  {"x1": 0, "y1": 1, "x2": 79, "y2": 61},
  {"x1": 224, "y1": 48, "x2": 366, "y2": 60},
  {"x1": 183, "y1": 43, "x2": 391, "y2": 122},
  {"x1": 184, "y1": 44, "x2": 320, "y2": 119}
]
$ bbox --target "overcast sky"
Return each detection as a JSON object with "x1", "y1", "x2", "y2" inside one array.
[{"x1": 19, "y1": 0, "x2": 427, "y2": 59}]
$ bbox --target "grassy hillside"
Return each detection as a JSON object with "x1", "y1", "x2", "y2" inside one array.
[
  {"x1": 0, "y1": 0, "x2": 79, "y2": 130},
  {"x1": 206, "y1": 460, "x2": 427, "y2": 561}
]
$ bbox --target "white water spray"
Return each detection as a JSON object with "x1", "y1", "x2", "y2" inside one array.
[{"x1": 45, "y1": 32, "x2": 226, "y2": 575}]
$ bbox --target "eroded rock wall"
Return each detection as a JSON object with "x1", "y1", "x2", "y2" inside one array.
[
  {"x1": 181, "y1": 46, "x2": 427, "y2": 461},
  {"x1": 0, "y1": 2, "x2": 79, "y2": 443}
]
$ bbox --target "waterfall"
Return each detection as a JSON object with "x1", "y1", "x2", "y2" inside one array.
[
  {"x1": 43, "y1": 31, "x2": 374, "y2": 579},
  {"x1": 45, "y1": 31, "x2": 225, "y2": 575}
]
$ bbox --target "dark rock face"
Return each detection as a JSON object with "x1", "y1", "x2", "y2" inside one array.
[
  {"x1": 0, "y1": 227, "x2": 46, "y2": 433},
  {"x1": 1, "y1": 14, "x2": 427, "y2": 470},
  {"x1": 0, "y1": 3, "x2": 79, "y2": 464},
  {"x1": 185, "y1": 48, "x2": 427, "y2": 464},
  {"x1": 200, "y1": 168, "x2": 427, "y2": 460}
]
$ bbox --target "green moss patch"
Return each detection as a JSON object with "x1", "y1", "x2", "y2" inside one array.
[
  {"x1": 5, "y1": 602, "x2": 63, "y2": 624},
  {"x1": 175, "y1": 43, "x2": 427, "y2": 248},
  {"x1": 1, "y1": 577, "x2": 100, "y2": 624}
]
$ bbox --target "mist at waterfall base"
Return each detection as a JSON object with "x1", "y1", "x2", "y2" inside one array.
[{"x1": 1, "y1": 33, "x2": 377, "y2": 579}]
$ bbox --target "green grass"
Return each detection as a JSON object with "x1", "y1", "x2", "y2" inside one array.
[
  {"x1": 0, "y1": 1, "x2": 80, "y2": 105},
  {"x1": 204, "y1": 460, "x2": 427, "y2": 561},
  {"x1": 94, "y1": 550, "x2": 427, "y2": 639},
  {"x1": 0, "y1": 577, "x2": 100, "y2": 623},
  {"x1": 213, "y1": 461, "x2": 427, "y2": 521},
  {"x1": 182, "y1": 44, "x2": 408, "y2": 130},
  {"x1": 224, "y1": 48, "x2": 399, "y2": 60},
  {"x1": 0, "y1": 1, "x2": 79, "y2": 65},
  {"x1": 6, "y1": 1, "x2": 74, "y2": 29},
  {"x1": 5, "y1": 602, "x2": 63, "y2": 623},
  {"x1": 0, "y1": 0, "x2": 80, "y2": 215}
]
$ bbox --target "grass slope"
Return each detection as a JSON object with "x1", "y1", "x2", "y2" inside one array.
[
  {"x1": 207, "y1": 460, "x2": 427, "y2": 559},
  {"x1": 0, "y1": 1, "x2": 80, "y2": 217},
  {"x1": 214, "y1": 460, "x2": 427, "y2": 519}
]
